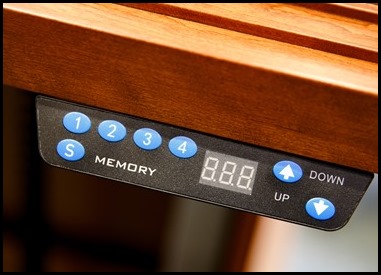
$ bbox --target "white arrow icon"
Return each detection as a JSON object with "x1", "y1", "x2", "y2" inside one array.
[
  {"x1": 314, "y1": 200, "x2": 329, "y2": 215},
  {"x1": 279, "y1": 164, "x2": 294, "y2": 180}
]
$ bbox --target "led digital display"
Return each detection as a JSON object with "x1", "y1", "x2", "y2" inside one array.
[{"x1": 199, "y1": 150, "x2": 258, "y2": 195}]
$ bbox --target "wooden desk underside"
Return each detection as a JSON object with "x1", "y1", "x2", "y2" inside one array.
[{"x1": 3, "y1": 3, "x2": 378, "y2": 173}]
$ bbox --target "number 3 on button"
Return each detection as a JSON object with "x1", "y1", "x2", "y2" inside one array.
[{"x1": 168, "y1": 136, "x2": 198, "y2": 159}]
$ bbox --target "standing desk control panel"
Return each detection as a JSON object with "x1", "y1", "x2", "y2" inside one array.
[{"x1": 36, "y1": 96, "x2": 374, "y2": 231}]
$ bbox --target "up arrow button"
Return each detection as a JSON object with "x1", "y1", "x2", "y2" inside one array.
[
  {"x1": 273, "y1": 160, "x2": 303, "y2": 183},
  {"x1": 279, "y1": 164, "x2": 294, "y2": 180}
]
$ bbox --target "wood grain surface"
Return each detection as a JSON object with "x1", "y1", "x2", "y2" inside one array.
[
  {"x1": 122, "y1": 3, "x2": 378, "y2": 62},
  {"x1": 3, "y1": 3, "x2": 378, "y2": 173}
]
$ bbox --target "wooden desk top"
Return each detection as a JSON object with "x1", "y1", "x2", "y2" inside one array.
[{"x1": 3, "y1": 3, "x2": 378, "y2": 173}]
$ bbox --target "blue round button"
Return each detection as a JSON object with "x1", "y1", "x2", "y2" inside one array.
[
  {"x1": 57, "y1": 139, "x2": 85, "y2": 161},
  {"x1": 63, "y1": 112, "x2": 91, "y2": 134},
  {"x1": 168, "y1": 136, "x2": 197, "y2": 159},
  {"x1": 305, "y1": 197, "x2": 335, "y2": 221},
  {"x1": 98, "y1": 120, "x2": 126, "y2": 142},
  {"x1": 133, "y1": 128, "x2": 162, "y2": 150},
  {"x1": 273, "y1": 160, "x2": 303, "y2": 183}
]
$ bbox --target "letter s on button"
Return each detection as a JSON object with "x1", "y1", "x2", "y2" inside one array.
[{"x1": 57, "y1": 139, "x2": 85, "y2": 161}]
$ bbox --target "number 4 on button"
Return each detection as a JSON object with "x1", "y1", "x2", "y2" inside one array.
[{"x1": 168, "y1": 136, "x2": 198, "y2": 159}]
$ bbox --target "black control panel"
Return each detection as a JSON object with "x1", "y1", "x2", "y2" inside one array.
[{"x1": 35, "y1": 96, "x2": 374, "y2": 231}]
